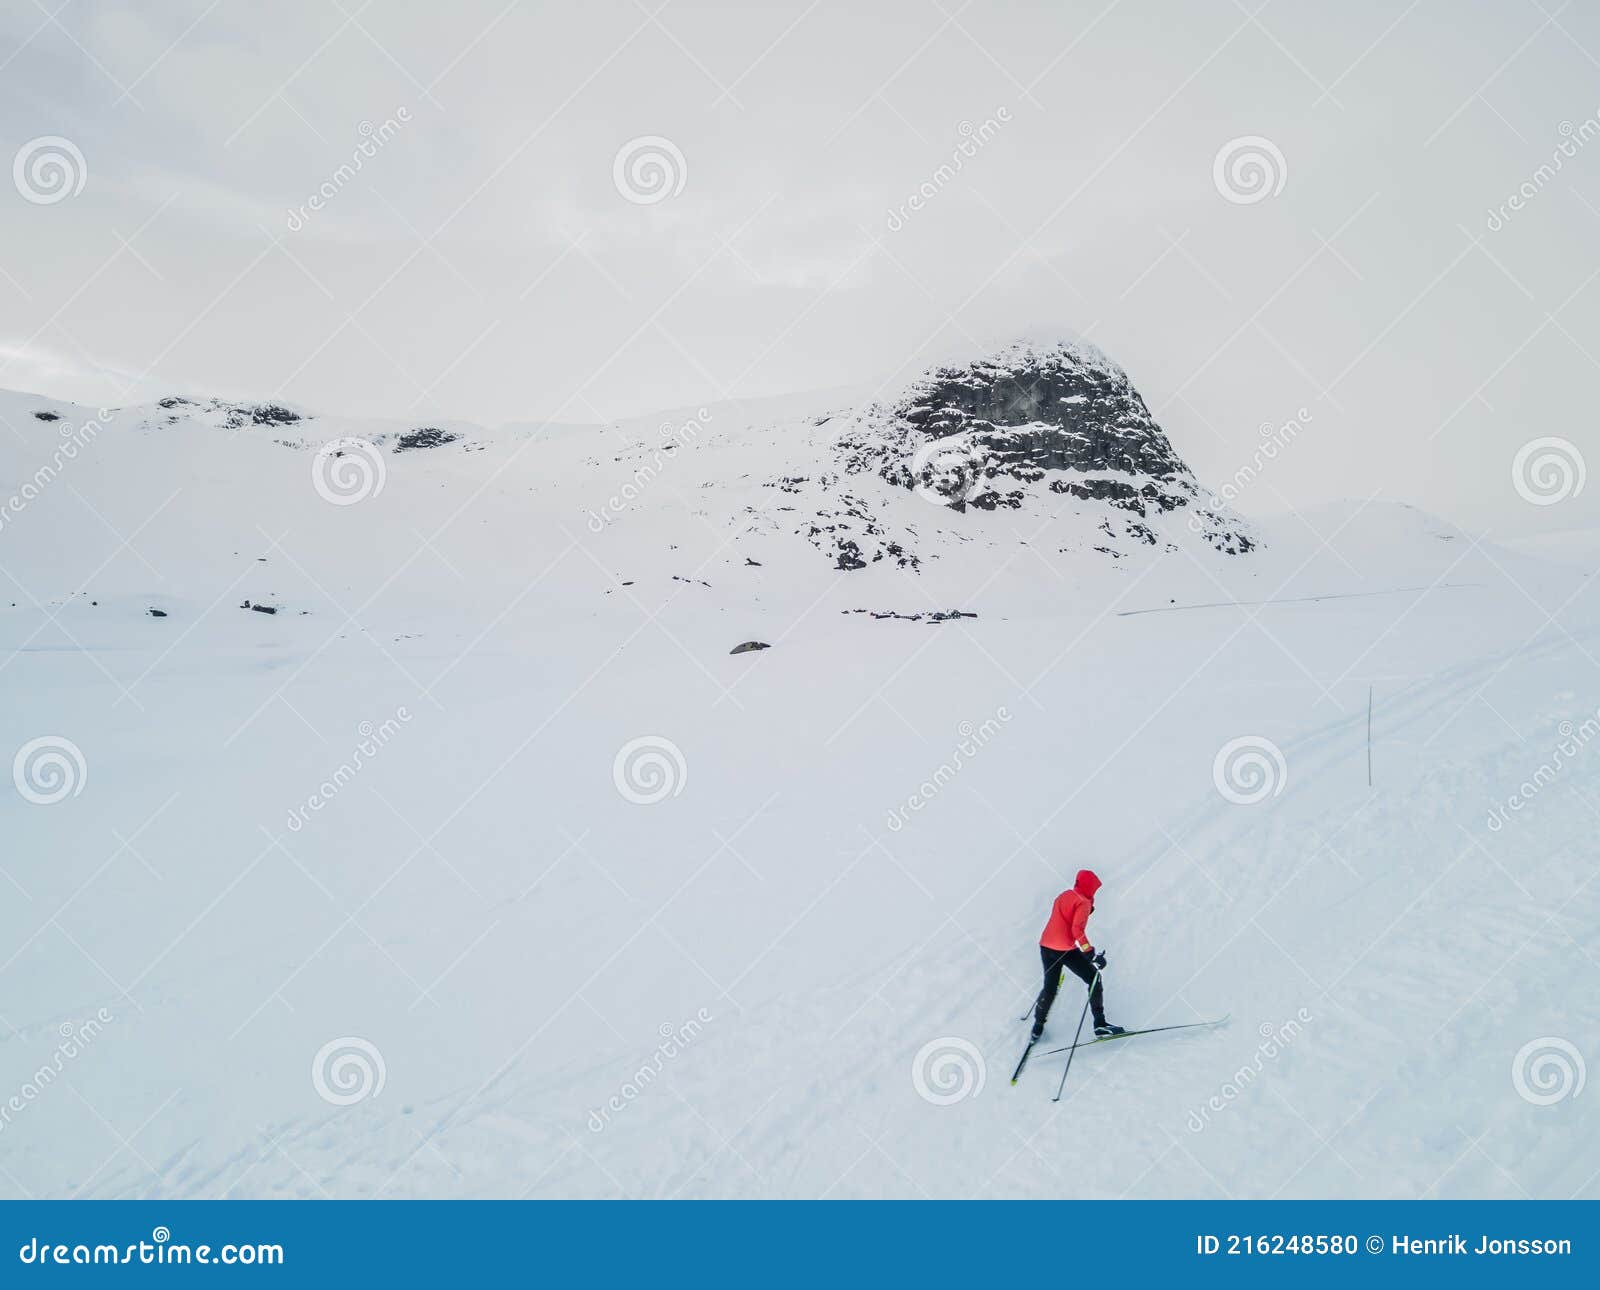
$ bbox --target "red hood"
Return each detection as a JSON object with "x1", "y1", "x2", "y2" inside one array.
[{"x1": 1074, "y1": 869, "x2": 1102, "y2": 900}]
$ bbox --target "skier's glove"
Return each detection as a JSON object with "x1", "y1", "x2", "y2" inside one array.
[{"x1": 1090, "y1": 950, "x2": 1107, "y2": 971}]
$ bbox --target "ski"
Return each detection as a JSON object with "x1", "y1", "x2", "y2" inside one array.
[
  {"x1": 1042, "y1": 1015, "x2": 1229, "y2": 1057},
  {"x1": 1010, "y1": 978, "x2": 1052, "y2": 1082},
  {"x1": 1009, "y1": 1035, "x2": 1040, "y2": 1085}
]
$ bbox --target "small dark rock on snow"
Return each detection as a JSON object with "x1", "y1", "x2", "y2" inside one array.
[
  {"x1": 730, "y1": 641, "x2": 770, "y2": 655},
  {"x1": 147, "y1": 608, "x2": 168, "y2": 618},
  {"x1": 32, "y1": 410, "x2": 60, "y2": 422},
  {"x1": 846, "y1": 608, "x2": 977, "y2": 624}
]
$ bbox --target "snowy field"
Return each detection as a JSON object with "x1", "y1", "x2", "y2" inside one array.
[{"x1": 2, "y1": 381, "x2": 1596, "y2": 1200}]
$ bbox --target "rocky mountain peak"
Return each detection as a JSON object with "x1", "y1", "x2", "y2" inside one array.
[
  {"x1": 889, "y1": 339, "x2": 1206, "y2": 513},
  {"x1": 775, "y1": 340, "x2": 1255, "y2": 572}
]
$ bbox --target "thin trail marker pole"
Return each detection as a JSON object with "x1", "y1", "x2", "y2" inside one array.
[{"x1": 1367, "y1": 685, "x2": 1373, "y2": 788}]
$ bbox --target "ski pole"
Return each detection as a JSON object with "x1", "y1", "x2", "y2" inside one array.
[
  {"x1": 1051, "y1": 968, "x2": 1100, "y2": 1103},
  {"x1": 1019, "y1": 967, "x2": 1065, "y2": 1022}
]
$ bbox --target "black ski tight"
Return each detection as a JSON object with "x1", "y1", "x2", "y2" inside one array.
[{"x1": 1034, "y1": 946, "x2": 1104, "y2": 1029}]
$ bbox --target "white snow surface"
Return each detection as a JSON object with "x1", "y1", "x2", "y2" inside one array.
[{"x1": 1, "y1": 380, "x2": 1597, "y2": 1200}]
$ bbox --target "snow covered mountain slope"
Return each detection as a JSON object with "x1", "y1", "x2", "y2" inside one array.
[{"x1": 1, "y1": 348, "x2": 1596, "y2": 1200}]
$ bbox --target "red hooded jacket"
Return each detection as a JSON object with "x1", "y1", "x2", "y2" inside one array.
[{"x1": 1040, "y1": 869, "x2": 1102, "y2": 952}]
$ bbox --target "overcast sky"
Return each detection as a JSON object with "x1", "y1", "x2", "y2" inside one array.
[{"x1": 2, "y1": 1, "x2": 1597, "y2": 531}]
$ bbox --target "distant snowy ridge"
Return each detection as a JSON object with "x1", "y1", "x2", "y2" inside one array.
[{"x1": 11, "y1": 338, "x2": 1257, "y2": 585}]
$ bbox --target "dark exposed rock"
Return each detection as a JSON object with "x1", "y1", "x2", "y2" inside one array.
[
  {"x1": 884, "y1": 342, "x2": 1195, "y2": 513},
  {"x1": 834, "y1": 540, "x2": 868, "y2": 571},
  {"x1": 780, "y1": 341, "x2": 1255, "y2": 569},
  {"x1": 208, "y1": 401, "x2": 302, "y2": 429},
  {"x1": 730, "y1": 640, "x2": 770, "y2": 654},
  {"x1": 248, "y1": 405, "x2": 301, "y2": 426},
  {"x1": 241, "y1": 600, "x2": 278, "y2": 614},
  {"x1": 32, "y1": 410, "x2": 60, "y2": 422},
  {"x1": 845, "y1": 608, "x2": 977, "y2": 623},
  {"x1": 394, "y1": 427, "x2": 459, "y2": 452},
  {"x1": 147, "y1": 608, "x2": 168, "y2": 618}
]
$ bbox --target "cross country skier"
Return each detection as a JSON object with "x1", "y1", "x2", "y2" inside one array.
[{"x1": 1031, "y1": 869, "x2": 1123, "y2": 1041}]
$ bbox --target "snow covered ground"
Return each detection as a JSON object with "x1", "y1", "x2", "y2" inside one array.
[{"x1": 1, "y1": 376, "x2": 1596, "y2": 1200}]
